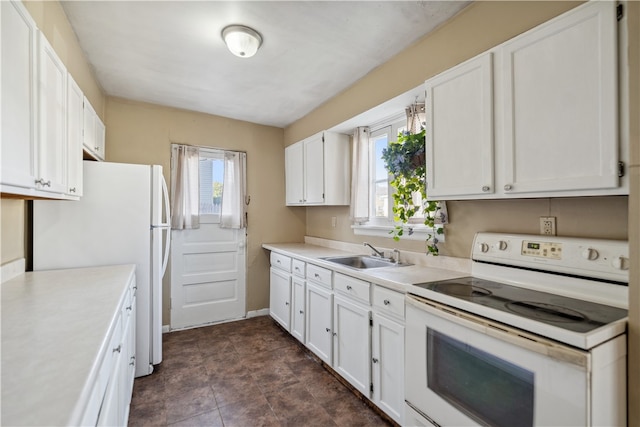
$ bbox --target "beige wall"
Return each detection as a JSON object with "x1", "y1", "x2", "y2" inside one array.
[
  {"x1": 1, "y1": 0, "x2": 105, "y2": 267},
  {"x1": 105, "y1": 98, "x2": 305, "y2": 322}
]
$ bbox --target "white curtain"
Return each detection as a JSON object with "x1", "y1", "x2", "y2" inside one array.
[
  {"x1": 350, "y1": 126, "x2": 370, "y2": 223},
  {"x1": 171, "y1": 145, "x2": 200, "y2": 229},
  {"x1": 220, "y1": 151, "x2": 247, "y2": 229}
]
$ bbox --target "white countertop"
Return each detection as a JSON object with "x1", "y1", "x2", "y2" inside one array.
[
  {"x1": 1, "y1": 264, "x2": 135, "y2": 426},
  {"x1": 262, "y1": 243, "x2": 467, "y2": 293}
]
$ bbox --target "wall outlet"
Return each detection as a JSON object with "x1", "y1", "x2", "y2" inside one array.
[
  {"x1": 331, "y1": 216, "x2": 337, "y2": 228},
  {"x1": 540, "y1": 217, "x2": 556, "y2": 235}
]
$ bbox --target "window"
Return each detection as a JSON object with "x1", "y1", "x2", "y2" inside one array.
[{"x1": 198, "y1": 150, "x2": 224, "y2": 223}]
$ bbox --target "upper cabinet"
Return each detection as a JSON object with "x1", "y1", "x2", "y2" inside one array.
[
  {"x1": 426, "y1": 1, "x2": 625, "y2": 200},
  {"x1": 83, "y1": 98, "x2": 106, "y2": 161},
  {"x1": 0, "y1": 0, "x2": 105, "y2": 200},
  {"x1": 285, "y1": 131, "x2": 350, "y2": 206}
]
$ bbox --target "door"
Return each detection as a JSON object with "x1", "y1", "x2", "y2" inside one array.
[
  {"x1": 170, "y1": 148, "x2": 247, "y2": 330},
  {"x1": 305, "y1": 282, "x2": 333, "y2": 365},
  {"x1": 66, "y1": 74, "x2": 83, "y2": 196},
  {"x1": 285, "y1": 142, "x2": 304, "y2": 204},
  {"x1": 372, "y1": 312, "x2": 404, "y2": 424},
  {"x1": 269, "y1": 267, "x2": 291, "y2": 330},
  {"x1": 303, "y1": 134, "x2": 325, "y2": 204},
  {"x1": 291, "y1": 276, "x2": 306, "y2": 343}
]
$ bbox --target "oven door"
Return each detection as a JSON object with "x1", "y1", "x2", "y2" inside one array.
[{"x1": 405, "y1": 295, "x2": 591, "y2": 427}]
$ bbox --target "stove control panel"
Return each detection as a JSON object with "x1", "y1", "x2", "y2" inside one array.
[
  {"x1": 521, "y1": 240, "x2": 562, "y2": 259},
  {"x1": 472, "y1": 232, "x2": 629, "y2": 282}
]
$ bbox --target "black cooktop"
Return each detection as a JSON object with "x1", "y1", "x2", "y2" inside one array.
[{"x1": 413, "y1": 277, "x2": 628, "y2": 333}]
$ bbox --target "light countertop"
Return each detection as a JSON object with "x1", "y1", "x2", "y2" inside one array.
[
  {"x1": 1, "y1": 264, "x2": 135, "y2": 426},
  {"x1": 262, "y1": 243, "x2": 467, "y2": 293}
]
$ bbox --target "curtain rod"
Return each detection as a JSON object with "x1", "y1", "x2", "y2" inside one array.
[{"x1": 170, "y1": 142, "x2": 247, "y2": 155}]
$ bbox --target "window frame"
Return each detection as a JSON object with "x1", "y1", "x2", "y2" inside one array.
[{"x1": 198, "y1": 149, "x2": 225, "y2": 224}]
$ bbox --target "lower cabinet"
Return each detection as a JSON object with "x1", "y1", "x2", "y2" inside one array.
[
  {"x1": 305, "y1": 282, "x2": 333, "y2": 365},
  {"x1": 291, "y1": 276, "x2": 306, "y2": 343},
  {"x1": 333, "y1": 295, "x2": 371, "y2": 396},
  {"x1": 372, "y1": 312, "x2": 405, "y2": 425},
  {"x1": 81, "y1": 274, "x2": 137, "y2": 426},
  {"x1": 269, "y1": 267, "x2": 291, "y2": 330}
]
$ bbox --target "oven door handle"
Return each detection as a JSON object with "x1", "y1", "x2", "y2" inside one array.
[
  {"x1": 405, "y1": 294, "x2": 589, "y2": 368},
  {"x1": 405, "y1": 400, "x2": 442, "y2": 427}
]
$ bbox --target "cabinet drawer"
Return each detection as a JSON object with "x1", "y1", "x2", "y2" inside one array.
[
  {"x1": 334, "y1": 273, "x2": 370, "y2": 305},
  {"x1": 292, "y1": 259, "x2": 306, "y2": 278},
  {"x1": 270, "y1": 252, "x2": 292, "y2": 273},
  {"x1": 307, "y1": 264, "x2": 332, "y2": 289},
  {"x1": 372, "y1": 285, "x2": 405, "y2": 320}
]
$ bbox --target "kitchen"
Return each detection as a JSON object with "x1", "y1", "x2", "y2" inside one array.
[{"x1": 1, "y1": 0, "x2": 638, "y2": 426}]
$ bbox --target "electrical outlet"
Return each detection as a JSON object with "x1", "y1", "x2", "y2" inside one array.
[
  {"x1": 331, "y1": 216, "x2": 337, "y2": 228},
  {"x1": 540, "y1": 217, "x2": 556, "y2": 235}
]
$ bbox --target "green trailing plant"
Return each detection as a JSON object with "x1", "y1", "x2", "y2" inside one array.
[{"x1": 381, "y1": 129, "x2": 443, "y2": 255}]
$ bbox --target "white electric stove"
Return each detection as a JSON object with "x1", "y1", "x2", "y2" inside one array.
[{"x1": 405, "y1": 232, "x2": 629, "y2": 427}]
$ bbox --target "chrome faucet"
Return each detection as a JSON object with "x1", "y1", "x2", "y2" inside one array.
[
  {"x1": 392, "y1": 248, "x2": 400, "y2": 264},
  {"x1": 364, "y1": 242, "x2": 385, "y2": 258}
]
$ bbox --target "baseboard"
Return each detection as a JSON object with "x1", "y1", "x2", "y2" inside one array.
[
  {"x1": 246, "y1": 308, "x2": 269, "y2": 318},
  {"x1": 1, "y1": 258, "x2": 25, "y2": 284}
]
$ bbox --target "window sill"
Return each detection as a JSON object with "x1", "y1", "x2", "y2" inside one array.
[{"x1": 351, "y1": 224, "x2": 445, "y2": 242}]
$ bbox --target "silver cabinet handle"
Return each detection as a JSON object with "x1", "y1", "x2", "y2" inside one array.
[
  {"x1": 126, "y1": 305, "x2": 132, "y2": 311},
  {"x1": 325, "y1": 328, "x2": 331, "y2": 333},
  {"x1": 314, "y1": 273, "x2": 320, "y2": 278},
  {"x1": 333, "y1": 332, "x2": 337, "y2": 337},
  {"x1": 113, "y1": 345, "x2": 122, "y2": 353},
  {"x1": 69, "y1": 187, "x2": 76, "y2": 193},
  {"x1": 346, "y1": 285, "x2": 352, "y2": 290},
  {"x1": 285, "y1": 301, "x2": 289, "y2": 306},
  {"x1": 35, "y1": 178, "x2": 51, "y2": 187},
  {"x1": 372, "y1": 358, "x2": 379, "y2": 363},
  {"x1": 482, "y1": 185, "x2": 490, "y2": 192},
  {"x1": 276, "y1": 260, "x2": 281, "y2": 264},
  {"x1": 299, "y1": 310, "x2": 303, "y2": 314},
  {"x1": 383, "y1": 299, "x2": 390, "y2": 305},
  {"x1": 504, "y1": 184, "x2": 513, "y2": 191},
  {"x1": 95, "y1": 146, "x2": 100, "y2": 151}
]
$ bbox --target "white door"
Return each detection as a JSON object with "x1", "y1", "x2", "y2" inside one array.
[
  {"x1": 170, "y1": 149, "x2": 247, "y2": 330},
  {"x1": 291, "y1": 276, "x2": 306, "y2": 343},
  {"x1": 305, "y1": 282, "x2": 333, "y2": 365},
  {"x1": 269, "y1": 267, "x2": 291, "y2": 330},
  {"x1": 372, "y1": 312, "x2": 404, "y2": 425}
]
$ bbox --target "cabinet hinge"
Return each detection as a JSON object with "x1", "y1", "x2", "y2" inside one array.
[
  {"x1": 617, "y1": 4, "x2": 623, "y2": 21},
  {"x1": 618, "y1": 161, "x2": 625, "y2": 178},
  {"x1": 369, "y1": 318, "x2": 373, "y2": 327},
  {"x1": 370, "y1": 383, "x2": 374, "y2": 393}
]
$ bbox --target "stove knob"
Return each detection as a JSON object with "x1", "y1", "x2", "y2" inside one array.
[
  {"x1": 478, "y1": 243, "x2": 489, "y2": 253},
  {"x1": 612, "y1": 256, "x2": 629, "y2": 270},
  {"x1": 582, "y1": 248, "x2": 599, "y2": 261},
  {"x1": 496, "y1": 241, "x2": 508, "y2": 251}
]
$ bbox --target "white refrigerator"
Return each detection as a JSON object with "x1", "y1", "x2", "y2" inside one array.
[{"x1": 33, "y1": 161, "x2": 171, "y2": 378}]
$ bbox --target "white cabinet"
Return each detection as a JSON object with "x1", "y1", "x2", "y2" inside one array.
[
  {"x1": 269, "y1": 267, "x2": 291, "y2": 331},
  {"x1": 37, "y1": 32, "x2": 68, "y2": 195},
  {"x1": 305, "y1": 282, "x2": 333, "y2": 365},
  {"x1": 285, "y1": 131, "x2": 350, "y2": 206},
  {"x1": 1, "y1": 0, "x2": 38, "y2": 192},
  {"x1": 291, "y1": 259, "x2": 306, "y2": 343},
  {"x1": 371, "y1": 285, "x2": 405, "y2": 425},
  {"x1": 333, "y1": 294, "x2": 371, "y2": 397},
  {"x1": 66, "y1": 74, "x2": 84, "y2": 196},
  {"x1": 425, "y1": 1, "x2": 624, "y2": 200},
  {"x1": 425, "y1": 53, "x2": 494, "y2": 198},
  {"x1": 83, "y1": 98, "x2": 106, "y2": 161}
]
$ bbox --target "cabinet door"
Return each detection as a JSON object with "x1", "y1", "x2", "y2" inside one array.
[
  {"x1": 425, "y1": 53, "x2": 494, "y2": 199},
  {"x1": 95, "y1": 117, "x2": 106, "y2": 161},
  {"x1": 83, "y1": 97, "x2": 98, "y2": 158},
  {"x1": 502, "y1": 1, "x2": 618, "y2": 195},
  {"x1": 66, "y1": 74, "x2": 83, "y2": 196},
  {"x1": 269, "y1": 267, "x2": 291, "y2": 330},
  {"x1": 285, "y1": 142, "x2": 304, "y2": 205},
  {"x1": 37, "y1": 32, "x2": 67, "y2": 194},
  {"x1": 333, "y1": 295, "x2": 371, "y2": 397},
  {"x1": 1, "y1": 0, "x2": 38, "y2": 190},
  {"x1": 291, "y1": 276, "x2": 306, "y2": 343},
  {"x1": 305, "y1": 283, "x2": 333, "y2": 365},
  {"x1": 303, "y1": 134, "x2": 325, "y2": 204},
  {"x1": 372, "y1": 313, "x2": 405, "y2": 425}
]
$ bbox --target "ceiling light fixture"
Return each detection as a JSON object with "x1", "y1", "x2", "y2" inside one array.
[{"x1": 221, "y1": 25, "x2": 263, "y2": 58}]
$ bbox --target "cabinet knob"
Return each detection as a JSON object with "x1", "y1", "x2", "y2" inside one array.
[
  {"x1": 372, "y1": 358, "x2": 379, "y2": 364},
  {"x1": 333, "y1": 332, "x2": 337, "y2": 337},
  {"x1": 314, "y1": 273, "x2": 321, "y2": 279},
  {"x1": 346, "y1": 285, "x2": 352, "y2": 291},
  {"x1": 126, "y1": 305, "x2": 132, "y2": 311},
  {"x1": 299, "y1": 310, "x2": 304, "y2": 314},
  {"x1": 69, "y1": 187, "x2": 76, "y2": 193},
  {"x1": 482, "y1": 185, "x2": 490, "y2": 192},
  {"x1": 383, "y1": 299, "x2": 390, "y2": 306},
  {"x1": 504, "y1": 184, "x2": 513, "y2": 191},
  {"x1": 95, "y1": 146, "x2": 100, "y2": 151},
  {"x1": 113, "y1": 345, "x2": 122, "y2": 353},
  {"x1": 325, "y1": 328, "x2": 331, "y2": 333},
  {"x1": 285, "y1": 301, "x2": 289, "y2": 306},
  {"x1": 35, "y1": 178, "x2": 51, "y2": 187}
]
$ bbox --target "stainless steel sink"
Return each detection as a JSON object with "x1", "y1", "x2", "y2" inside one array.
[{"x1": 321, "y1": 255, "x2": 410, "y2": 269}]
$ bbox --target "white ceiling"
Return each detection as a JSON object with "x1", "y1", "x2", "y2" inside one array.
[{"x1": 62, "y1": 1, "x2": 470, "y2": 128}]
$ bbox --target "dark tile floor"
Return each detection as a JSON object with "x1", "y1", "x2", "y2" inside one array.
[{"x1": 128, "y1": 316, "x2": 392, "y2": 426}]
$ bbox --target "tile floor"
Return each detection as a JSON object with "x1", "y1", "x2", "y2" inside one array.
[{"x1": 128, "y1": 316, "x2": 392, "y2": 426}]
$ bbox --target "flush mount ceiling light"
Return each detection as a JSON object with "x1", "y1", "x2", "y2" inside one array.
[{"x1": 221, "y1": 25, "x2": 263, "y2": 58}]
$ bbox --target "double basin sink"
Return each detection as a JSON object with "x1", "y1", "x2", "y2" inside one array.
[{"x1": 321, "y1": 255, "x2": 411, "y2": 270}]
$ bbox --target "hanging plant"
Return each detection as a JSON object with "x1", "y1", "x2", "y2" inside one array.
[{"x1": 381, "y1": 128, "x2": 444, "y2": 255}]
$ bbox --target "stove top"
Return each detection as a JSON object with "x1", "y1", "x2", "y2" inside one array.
[{"x1": 413, "y1": 277, "x2": 628, "y2": 334}]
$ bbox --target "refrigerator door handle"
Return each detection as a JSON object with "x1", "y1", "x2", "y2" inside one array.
[{"x1": 160, "y1": 175, "x2": 171, "y2": 277}]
